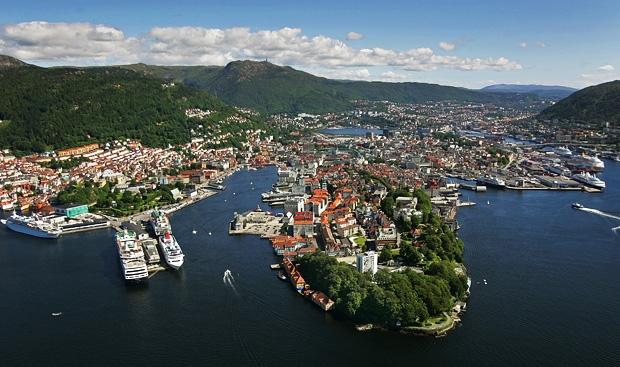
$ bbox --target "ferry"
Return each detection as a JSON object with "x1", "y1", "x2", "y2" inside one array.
[
  {"x1": 158, "y1": 231, "x2": 184, "y2": 270},
  {"x1": 476, "y1": 175, "x2": 506, "y2": 189},
  {"x1": 115, "y1": 230, "x2": 149, "y2": 281},
  {"x1": 1, "y1": 213, "x2": 62, "y2": 239},
  {"x1": 149, "y1": 209, "x2": 171, "y2": 236},
  {"x1": 572, "y1": 172, "x2": 605, "y2": 190}
]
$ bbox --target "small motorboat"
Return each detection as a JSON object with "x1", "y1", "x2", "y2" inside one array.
[
  {"x1": 51, "y1": 312, "x2": 63, "y2": 317},
  {"x1": 208, "y1": 232, "x2": 212, "y2": 236},
  {"x1": 571, "y1": 202, "x2": 584, "y2": 209},
  {"x1": 277, "y1": 271, "x2": 287, "y2": 281},
  {"x1": 192, "y1": 229, "x2": 197, "y2": 234}
]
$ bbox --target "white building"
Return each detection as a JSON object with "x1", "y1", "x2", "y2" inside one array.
[
  {"x1": 284, "y1": 197, "x2": 305, "y2": 216},
  {"x1": 356, "y1": 251, "x2": 378, "y2": 275}
]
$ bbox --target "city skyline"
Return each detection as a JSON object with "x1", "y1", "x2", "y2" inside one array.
[{"x1": 0, "y1": 0, "x2": 618, "y2": 88}]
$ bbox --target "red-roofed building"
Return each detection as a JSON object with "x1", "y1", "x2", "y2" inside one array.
[{"x1": 293, "y1": 211, "x2": 315, "y2": 237}]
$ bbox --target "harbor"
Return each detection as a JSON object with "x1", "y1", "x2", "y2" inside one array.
[{"x1": 2, "y1": 163, "x2": 620, "y2": 367}]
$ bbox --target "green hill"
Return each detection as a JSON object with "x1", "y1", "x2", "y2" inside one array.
[
  {"x1": 481, "y1": 84, "x2": 576, "y2": 100},
  {"x1": 0, "y1": 57, "x2": 251, "y2": 154},
  {"x1": 124, "y1": 60, "x2": 539, "y2": 114},
  {"x1": 538, "y1": 80, "x2": 620, "y2": 126}
]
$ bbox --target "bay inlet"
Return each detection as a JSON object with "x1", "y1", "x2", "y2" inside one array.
[{"x1": 1, "y1": 163, "x2": 619, "y2": 366}]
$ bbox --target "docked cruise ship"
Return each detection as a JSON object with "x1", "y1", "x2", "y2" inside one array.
[
  {"x1": 553, "y1": 146, "x2": 572, "y2": 157},
  {"x1": 115, "y1": 229, "x2": 149, "y2": 281},
  {"x1": 545, "y1": 164, "x2": 571, "y2": 177},
  {"x1": 158, "y1": 231, "x2": 184, "y2": 270},
  {"x1": 566, "y1": 155, "x2": 605, "y2": 172},
  {"x1": 149, "y1": 209, "x2": 171, "y2": 236},
  {"x1": 572, "y1": 172, "x2": 606, "y2": 190},
  {"x1": 476, "y1": 175, "x2": 507, "y2": 189},
  {"x1": 1, "y1": 213, "x2": 62, "y2": 239}
]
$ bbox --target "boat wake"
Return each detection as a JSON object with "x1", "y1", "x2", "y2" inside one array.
[
  {"x1": 577, "y1": 207, "x2": 620, "y2": 221},
  {"x1": 223, "y1": 269, "x2": 239, "y2": 295},
  {"x1": 577, "y1": 206, "x2": 620, "y2": 233}
]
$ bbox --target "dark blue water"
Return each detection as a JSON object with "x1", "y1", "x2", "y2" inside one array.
[{"x1": 1, "y1": 163, "x2": 619, "y2": 367}]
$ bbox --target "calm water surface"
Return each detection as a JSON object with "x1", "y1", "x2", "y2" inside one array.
[{"x1": 1, "y1": 163, "x2": 619, "y2": 367}]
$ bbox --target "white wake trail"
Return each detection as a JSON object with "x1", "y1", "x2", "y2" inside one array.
[
  {"x1": 578, "y1": 207, "x2": 620, "y2": 221},
  {"x1": 223, "y1": 269, "x2": 239, "y2": 295}
]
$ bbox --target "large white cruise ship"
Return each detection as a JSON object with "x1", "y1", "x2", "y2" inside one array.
[
  {"x1": 115, "y1": 229, "x2": 149, "y2": 281},
  {"x1": 1, "y1": 213, "x2": 62, "y2": 239},
  {"x1": 476, "y1": 175, "x2": 507, "y2": 189},
  {"x1": 566, "y1": 155, "x2": 605, "y2": 172},
  {"x1": 572, "y1": 172, "x2": 606, "y2": 190},
  {"x1": 149, "y1": 209, "x2": 171, "y2": 236},
  {"x1": 158, "y1": 231, "x2": 184, "y2": 270}
]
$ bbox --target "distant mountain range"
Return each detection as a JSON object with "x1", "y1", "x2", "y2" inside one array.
[
  {"x1": 481, "y1": 84, "x2": 577, "y2": 100},
  {"x1": 0, "y1": 55, "x2": 247, "y2": 154},
  {"x1": 122, "y1": 60, "x2": 541, "y2": 114},
  {"x1": 538, "y1": 80, "x2": 620, "y2": 126}
]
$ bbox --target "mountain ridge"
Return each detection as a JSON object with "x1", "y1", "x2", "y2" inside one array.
[
  {"x1": 0, "y1": 55, "x2": 253, "y2": 154},
  {"x1": 122, "y1": 60, "x2": 541, "y2": 114},
  {"x1": 538, "y1": 80, "x2": 620, "y2": 126},
  {"x1": 481, "y1": 84, "x2": 577, "y2": 100}
]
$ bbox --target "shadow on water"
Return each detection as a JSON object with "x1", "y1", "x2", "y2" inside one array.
[{"x1": 99, "y1": 242, "x2": 122, "y2": 285}]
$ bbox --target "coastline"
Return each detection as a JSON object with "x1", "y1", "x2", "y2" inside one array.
[{"x1": 105, "y1": 167, "x2": 241, "y2": 227}]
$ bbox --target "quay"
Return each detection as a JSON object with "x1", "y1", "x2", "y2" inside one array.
[{"x1": 228, "y1": 207, "x2": 285, "y2": 238}]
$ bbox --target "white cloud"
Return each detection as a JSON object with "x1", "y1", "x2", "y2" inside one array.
[
  {"x1": 536, "y1": 41, "x2": 546, "y2": 48},
  {"x1": 438, "y1": 41, "x2": 456, "y2": 51},
  {"x1": 598, "y1": 64, "x2": 615, "y2": 72},
  {"x1": 519, "y1": 42, "x2": 527, "y2": 48},
  {"x1": 380, "y1": 70, "x2": 405, "y2": 80},
  {"x1": 0, "y1": 21, "x2": 140, "y2": 64},
  {"x1": 317, "y1": 68, "x2": 372, "y2": 80},
  {"x1": 345, "y1": 31, "x2": 364, "y2": 41},
  {"x1": 0, "y1": 21, "x2": 522, "y2": 74}
]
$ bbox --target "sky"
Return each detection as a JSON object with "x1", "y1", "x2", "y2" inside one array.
[{"x1": 0, "y1": 0, "x2": 618, "y2": 88}]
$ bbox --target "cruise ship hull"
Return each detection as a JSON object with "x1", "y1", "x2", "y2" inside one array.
[
  {"x1": 119, "y1": 259, "x2": 149, "y2": 282},
  {"x1": 572, "y1": 176, "x2": 605, "y2": 190},
  {"x1": 158, "y1": 236, "x2": 184, "y2": 270},
  {"x1": 4, "y1": 221, "x2": 60, "y2": 238},
  {"x1": 476, "y1": 179, "x2": 506, "y2": 189}
]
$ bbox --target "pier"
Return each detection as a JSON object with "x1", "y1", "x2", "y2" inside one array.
[{"x1": 228, "y1": 208, "x2": 285, "y2": 237}]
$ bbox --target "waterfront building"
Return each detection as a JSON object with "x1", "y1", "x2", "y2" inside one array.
[
  {"x1": 356, "y1": 251, "x2": 378, "y2": 275},
  {"x1": 54, "y1": 203, "x2": 89, "y2": 218}
]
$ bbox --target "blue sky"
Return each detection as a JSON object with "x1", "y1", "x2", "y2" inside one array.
[{"x1": 0, "y1": 0, "x2": 618, "y2": 88}]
